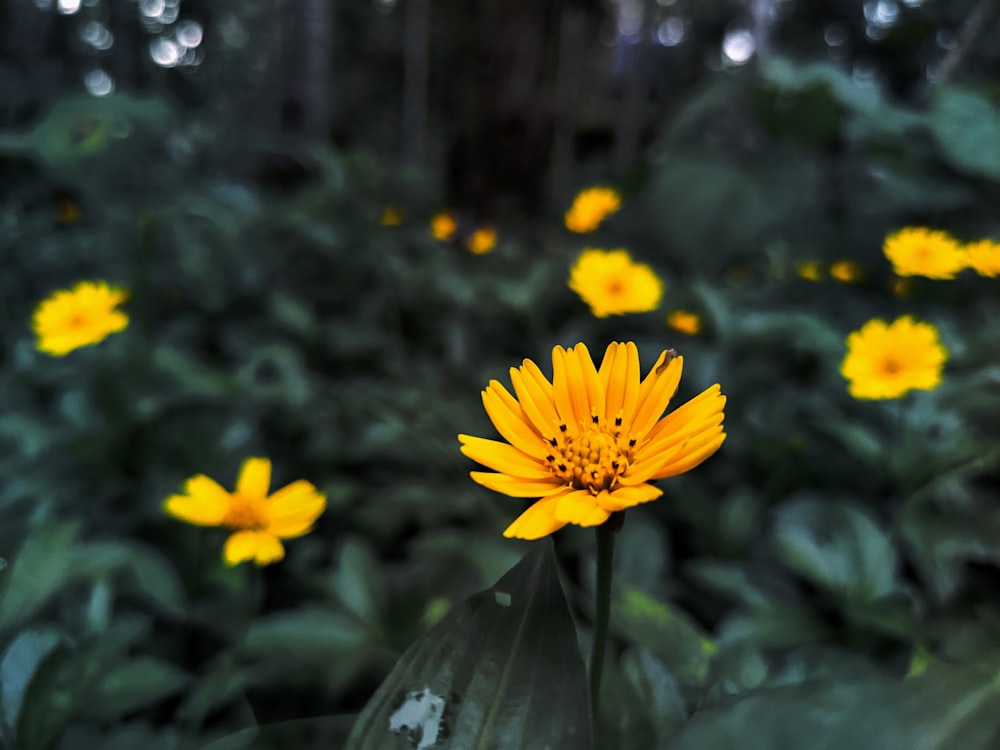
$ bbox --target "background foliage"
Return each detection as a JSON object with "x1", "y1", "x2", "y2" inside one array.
[{"x1": 2, "y1": 0, "x2": 1000, "y2": 748}]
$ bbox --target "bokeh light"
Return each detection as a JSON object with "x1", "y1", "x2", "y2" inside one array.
[
  {"x1": 722, "y1": 28, "x2": 756, "y2": 66},
  {"x1": 83, "y1": 68, "x2": 114, "y2": 96}
]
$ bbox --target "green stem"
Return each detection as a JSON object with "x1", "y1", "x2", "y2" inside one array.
[{"x1": 590, "y1": 520, "x2": 616, "y2": 724}]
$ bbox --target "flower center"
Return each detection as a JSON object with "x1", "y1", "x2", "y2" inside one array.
[
  {"x1": 545, "y1": 415, "x2": 633, "y2": 493},
  {"x1": 880, "y1": 357, "x2": 903, "y2": 375},
  {"x1": 222, "y1": 494, "x2": 266, "y2": 530}
]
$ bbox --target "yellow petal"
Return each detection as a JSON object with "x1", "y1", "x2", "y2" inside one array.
[
  {"x1": 602, "y1": 341, "x2": 640, "y2": 425},
  {"x1": 651, "y1": 431, "x2": 727, "y2": 481},
  {"x1": 555, "y1": 490, "x2": 611, "y2": 527},
  {"x1": 502, "y1": 496, "x2": 569, "y2": 540},
  {"x1": 572, "y1": 343, "x2": 606, "y2": 424},
  {"x1": 236, "y1": 457, "x2": 271, "y2": 499},
  {"x1": 641, "y1": 385, "x2": 725, "y2": 448},
  {"x1": 459, "y1": 435, "x2": 553, "y2": 479},
  {"x1": 631, "y1": 354, "x2": 683, "y2": 437},
  {"x1": 482, "y1": 382, "x2": 544, "y2": 456},
  {"x1": 163, "y1": 491, "x2": 228, "y2": 526},
  {"x1": 223, "y1": 530, "x2": 285, "y2": 566},
  {"x1": 510, "y1": 367, "x2": 561, "y2": 438},
  {"x1": 470, "y1": 471, "x2": 567, "y2": 498},
  {"x1": 600, "y1": 484, "x2": 662, "y2": 511},
  {"x1": 551, "y1": 346, "x2": 584, "y2": 431},
  {"x1": 265, "y1": 480, "x2": 326, "y2": 538}
]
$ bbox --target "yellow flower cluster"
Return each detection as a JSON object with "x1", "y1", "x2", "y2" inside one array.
[
  {"x1": 459, "y1": 342, "x2": 725, "y2": 539},
  {"x1": 33, "y1": 280, "x2": 129, "y2": 356},
  {"x1": 564, "y1": 187, "x2": 622, "y2": 234},
  {"x1": 841, "y1": 316, "x2": 947, "y2": 400},
  {"x1": 164, "y1": 457, "x2": 326, "y2": 566},
  {"x1": 883, "y1": 227, "x2": 1000, "y2": 279},
  {"x1": 568, "y1": 248, "x2": 663, "y2": 318}
]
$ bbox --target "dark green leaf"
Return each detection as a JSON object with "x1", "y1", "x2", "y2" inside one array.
[{"x1": 346, "y1": 540, "x2": 592, "y2": 750}]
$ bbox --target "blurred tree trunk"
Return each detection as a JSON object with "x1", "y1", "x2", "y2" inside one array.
[
  {"x1": 613, "y1": 0, "x2": 649, "y2": 175},
  {"x1": 403, "y1": 0, "x2": 430, "y2": 168},
  {"x1": 549, "y1": 5, "x2": 588, "y2": 205},
  {"x1": 299, "y1": 0, "x2": 333, "y2": 140}
]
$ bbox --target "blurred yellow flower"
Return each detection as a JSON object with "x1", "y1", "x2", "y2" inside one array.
[
  {"x1": 795, "y1": 261, "x2": 824, "y2": 281},
  {"x1": 568, "y1": 248, "x2": 663, "y2": 318},
  {"x1": 164, "y1": 457, "x2": 326, "y2": 566},
  {"x1": 459, "y1": 342, "x2": 726, "y2": 539},
  {"x1": 380, "y1": 206, "x2": 404, "y2": 226},
  {"x1": 829, "y1": 259, "x2": 864, "y2": 283},
  {"x1": 32, "y1": 280, "x2": 129, "y2": 356},
  {"x1": 666, "y1": 309, "x2": 703, "y2": 335},
  {"x1": 564, "y1": 186, "x2": 622, "y2": 233},
  {"x1": 965, "y1": 239, "x2": 1000, "y2": 277},
  {"x1": 884, "y1": 227, "x2": 965, "y2": 279},
  {"x1": 840, "y1": 316, "x2": 947, "y2": 400},
  {"x1": 467, "y1": 226, "x2": 497, "y2": 255},
  {"x1": 430, "y1": 210, "x2": 457, "y2": 241}
]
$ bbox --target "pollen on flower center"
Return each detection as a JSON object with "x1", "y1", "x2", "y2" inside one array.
[
  {"x1": 880, "y1": 357, "x2": 902, "y2": 375},
  {"x1": 546, "y1": 418, "x2": 631, "y2": 493},
  {"x1": 222, "y1": 494, "x2": 266, "y2": 530}
]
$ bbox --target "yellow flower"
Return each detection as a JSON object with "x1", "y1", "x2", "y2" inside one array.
[
  {"x1": 829, "y1": 259, "x2": 864, "y2": 283},
  {"x1": 565, "y1": 187, "x2": 622, "y2": 233},
  {"x1": 965, "y1": 239, "x2": 1000, "y2": 277},
  {"x1": 666, "y1": 309, "x2": 702, "y2": 335},
  {"x1": 380, "y1": 206, "x2": 404, "y2": 226},
  {"x1": 458, "y1": 342, "x2": 726, "y2": 539},
  {"x1": 840, "y1": 316, "x2": 947, "y2": 400},
  {"x1": 430, "y1": 210, "x2": 457, "y2": 241},
  {"x1": 32, "y1": 280, "x2": 129, "y2": 356},
  {"x1": 164, "y1": 457, "x2": 326, "y2": 566},
  {"x1": 883, "y1": 227, "x2": 965, "y2": 279},
  {"x1": 568, "y1": 248, "x2": 663, "y2": 318},
  {"x1": 467, "y1": 226, "x2": 497, "y2": 255},
  {"x1": 795, "y1": 261, "x2": 824, "y2": 281}
]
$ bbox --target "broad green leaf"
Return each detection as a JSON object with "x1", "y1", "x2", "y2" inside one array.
[
  {"x1": 0, "y1": 522, "x2": 81, "y2": 636},
  {"x1": 346, "y1": 540, "x2": 592, "y2": 750},
  {"x1": 928, "y1": 87, "x2": 1000, "y2": 181},
  {"x1": 82, "y1": 657, "x2": 190, "y2": 720},
  {"x1": 0, "y1": 628, "x2": 64, "y2": 735},
  {"x1": 612, "y1": 586, "x2": 713, "y2": 687},
  {"x1": 77, "y1": 540, "x2": 186, "y2": 617},
  {"x1": 329, "y1": 540, "x2": 385, "y2": 628},
  {"x1": 772, "y1": 497, "x2": 897, "y2": 603},
  {"x1": 667, "y1": 660, "x2": 1000, "y2": 750}
]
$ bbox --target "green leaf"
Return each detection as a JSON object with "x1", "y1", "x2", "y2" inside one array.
[
  {"x1": 612, "y1": 587, "x2": 713, "y2": 687},
  {"x1": 666, "y1": 660, "x2": 1000, "y2": 750},
  {"x1": 928, "y1": 87, "x2": 1000, "y2": 181},
  {"x1": 346, "y1": 540, "x2": 592, "y2": 750},
  {"x1": 82, "y1": 657, "x2": 190, "y2": 720},
  {"x1": 0, "y1": 522, "x2": 81, "y2": 636},
  {"x1": 0, "y1": 628, "x2": 64, "y2": 736},
  {"x1": 329, "y1": 540, "x2": 385, "y2": 628},
  {"x1": 77, "y1": 540, "x2": 186, "y2": 617},
  {"x1": 772, "y1": 497, "x2": 897, "y2": 603}
]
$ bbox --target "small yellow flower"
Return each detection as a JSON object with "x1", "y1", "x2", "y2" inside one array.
[
  {"x1": 829, "y1": 259, "x2": 864, "y2": 283},
  {"x1": 32, "y1": 280, "x2": 129, "y2": 356},
  {"x1": 467, "y1": 226, "x2": 497, "y2": 255},
  {"x1": 884, "y1": 227, "x2": 965, "y2": 279},
  {"x1": 795, "y1": 261, "x2": 824, "y2": 281},
  {"x1": 430, "y1": 210, "x2": 457, "y2": 241},
  {"x1": 965, "y1": 239, "x2": 1000, "y2": 277},
  {"x1": 164, "y1": 457, "x2": 326, "y2": 566},
  {"x1": 564, "y1": 187, "x2": 622, "y2": 234},
  {"x1": 568, "y1": 248, "x2": 663, "y2": 318},
  {"x1": 459, "y1": 342, "x2": 726, "y2": 539},
  {"x1": 380, "y1": 206, "x2": 404, "y2": 226},
  {"x1": 840, "y1": 316, "x2": 947, "y2": 400},
  {"x1": 666, "y1": 309, "x2": 702, "y2": 335}
]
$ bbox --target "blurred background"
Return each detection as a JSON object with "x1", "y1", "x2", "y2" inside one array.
[{"x1": 2, "y1": 0, "x2": 1000, "y2": 748}]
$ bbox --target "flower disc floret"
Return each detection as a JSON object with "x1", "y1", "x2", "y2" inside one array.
[
  {"x1": 459, "y1": 342, "x2": 726, "y2": 539},
  {"x1": 840, "y1": 316, "x2": 947, "y2": 400},
  {"x1": 883, "y1": 227, "x2": 965, "y2": 279},
  {"x1": 164, "y1": 457, "x2": 326, "y2": 566}
]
